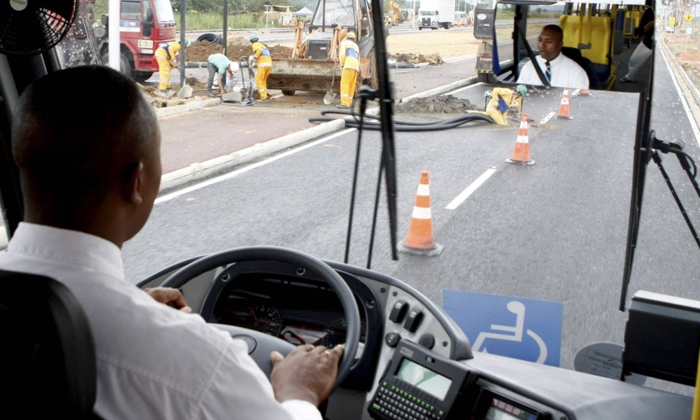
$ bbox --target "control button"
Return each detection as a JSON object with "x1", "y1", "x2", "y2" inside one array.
[
  {"x1": 385, "y1": 332, "x2": 402, "y2": 348},
  {"x1": 389, "y1": 299, "x2": 409, "y2": 323},
  {"x1": 419, "y1": 333, "x2": 436, "y2": 349},
  {"x1": 403, "y1": 309, "x2": 423, "y2": 332}
]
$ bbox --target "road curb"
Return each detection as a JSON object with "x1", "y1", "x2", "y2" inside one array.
[
  {"x1": 399, "y1": 76, "x2": 479, "y2": 103},
  {"x1": 154, "y1": 97, "x2": 222, "y2": 118},
  {"x1": 159, "y1": 118, "x2": 346, "y2": 193},
  {"x1": 156, "y1": 74, "x2": 479, "y2": 194}
]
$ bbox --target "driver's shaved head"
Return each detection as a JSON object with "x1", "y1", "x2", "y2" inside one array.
[{"x1": 12, "y1": 65, "x2": 162, "y2": 245}]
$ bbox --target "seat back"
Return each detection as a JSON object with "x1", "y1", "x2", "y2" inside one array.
[
  {"x1": 0, "y1": 269, "x2": 99, "y2": 419},
  {"x1": 559, "y1": 15, "x2": 612, "y2": 66},
  {"x1": 561, "y1": 46, "x2": 600, "y2": 89}
]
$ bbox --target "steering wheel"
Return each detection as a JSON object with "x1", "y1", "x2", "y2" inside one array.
[{"x1": 159, "y1": 246, "x2": 361, "y2": 386}]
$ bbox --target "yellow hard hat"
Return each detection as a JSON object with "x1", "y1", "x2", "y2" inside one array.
[{"x1": 347, "y1": 32, "x2": 357, "y2": 40}]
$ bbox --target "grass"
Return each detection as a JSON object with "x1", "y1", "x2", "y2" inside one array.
[{"x1": 174, "y1": 12, "x2": 279, "y2": 30}]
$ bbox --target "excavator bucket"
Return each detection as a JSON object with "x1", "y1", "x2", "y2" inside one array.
[{"x1": 268, "y1": 58, "x2": 372, "y2": 94}]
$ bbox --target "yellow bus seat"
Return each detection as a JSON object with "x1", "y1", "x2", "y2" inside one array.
[{"x1": 559, "y1": 15, "x2": 612, "y2": 66}]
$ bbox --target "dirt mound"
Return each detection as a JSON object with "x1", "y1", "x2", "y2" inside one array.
[
  {"x1": 186, "y1": 40, "x2": 225, "y2": 62},
  {"x1": 396, "y1": 95, "x2": 479, "y2": 113},
  {"x1": 185, "y1": 38, "x2": 293, "y2": 62},
  {"x1": 391, "y1": 52, "x2": 443, "y2": 66}
]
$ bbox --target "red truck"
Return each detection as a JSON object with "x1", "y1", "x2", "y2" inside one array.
[{"x1": 61, "y1": 0, "x2": 177, "y2": 82}]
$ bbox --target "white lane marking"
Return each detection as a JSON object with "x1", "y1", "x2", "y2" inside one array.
[
  {"x1": 660, "y1": 44, "x2": 700, "y2": 148},
  {"x1": 156, "y1": 128, "x2": 356, "y2": 204},
  {"x1": 538, "y1": 111, "x2": 556, "y2": 126},
  {"x1": 446, "y1": 167, "x2": 497, "y2": 210}
]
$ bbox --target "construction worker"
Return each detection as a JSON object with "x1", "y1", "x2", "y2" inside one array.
[
  {"x1": 154, "y1": 40, "x2": 187, "y2": 91},
  {"x1": 483, "y1": 85, "x2": 527, "y2": 125},
  {"x1": 206, "y1": 53, "x2": 236, "y2": 97},
  {"x1": 337, "y1": 32, "x2": 360, "y2": 109},
  {"x1": 249, "y1": 34, "x2": 272, "y2": 100}
]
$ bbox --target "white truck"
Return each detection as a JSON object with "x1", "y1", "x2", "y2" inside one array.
[{"x1": 418, "y1": 0, "x2": 456, "y2": 29}]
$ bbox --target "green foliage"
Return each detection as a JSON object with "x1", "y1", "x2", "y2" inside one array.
[
  {"x1": 171, "y1": 0, "x2": 294, "y2": 13},
  {"x1": 174, "y1": 11, "x2": 275, "y2": 29}
]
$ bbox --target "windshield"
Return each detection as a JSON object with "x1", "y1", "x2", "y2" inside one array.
[
  {"x1": 5, "y1": 0, "x2": 700, "y2": 402},
  {"x1": 153, "y1": 0, "x2": 175, "y2": 24},
  {"x1": 311, "y1": 0, "x2": 357, "y2": 27}
]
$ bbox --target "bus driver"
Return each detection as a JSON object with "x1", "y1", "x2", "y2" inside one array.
[{"x1": 0, "y1": 65, "x2": 344, "y2": 420}]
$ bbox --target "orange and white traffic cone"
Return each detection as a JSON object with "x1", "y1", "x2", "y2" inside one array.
[
  {"x1": 506, "y1": 113, "x2": 535, "y2": 166},
  {"x1": 557, "y1": 89, "x2": 573, "y2": 119},
  {"x1": 399, "y1": 171, "x2": 443, "y2": 256}
]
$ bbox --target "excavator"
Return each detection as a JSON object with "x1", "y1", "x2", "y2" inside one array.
[
  {"x1": 266, "y1": 0, "x2": 380, "y2": 96},
  {"x1": 390, "y1": 1, "x2": 404, "y2": 25}
]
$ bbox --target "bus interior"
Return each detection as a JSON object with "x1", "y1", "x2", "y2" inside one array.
[{"x1": 1, "y1": 0, "x2": 700, "y2": 419}]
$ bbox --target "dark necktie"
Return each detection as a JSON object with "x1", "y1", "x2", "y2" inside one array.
[{"x1": 545, "y1": 61, "x2": 552, "y2": 83}]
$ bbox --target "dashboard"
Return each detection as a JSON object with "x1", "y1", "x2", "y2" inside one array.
[
  {"x1": 198, "y1": 260, "x2": 384, "y2": 390},
  {"x1": 208, "y1": 275, "x2": 367, "y2": 348},
  {"x1": 142, "y1": 257, "x2": 696, "y2": 420}
]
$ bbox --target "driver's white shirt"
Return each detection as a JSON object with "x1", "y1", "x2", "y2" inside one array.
[
  {"x1": 0, "y1": 223, "x2": 321, "y2": 420},
  {"x1": 517, "y1": 53, "x2": 589, "y2": 90}
]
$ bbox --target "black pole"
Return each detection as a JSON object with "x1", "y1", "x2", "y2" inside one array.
[
  {"x1": 223, "y1": 0, "x2": 228, "y2": 56},
  {"x1": 369, "y1": 0, "x2": 399, "y2": 260},
  {"x1": 179, "y1": 0, "x2": 186, "y2": 87}
]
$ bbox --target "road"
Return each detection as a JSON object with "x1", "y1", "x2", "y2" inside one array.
[{"x1": 122, "y1": 46, "x2": 700, "y2": 395}]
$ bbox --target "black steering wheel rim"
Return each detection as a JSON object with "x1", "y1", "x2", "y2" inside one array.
[{"x1": 160, "y1": 246, "x2": 361, "y2": 386}]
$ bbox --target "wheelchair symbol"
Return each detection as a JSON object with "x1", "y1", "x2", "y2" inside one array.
[{"x1": 472, "y1": 300, "x2": 548, "y2": 364}]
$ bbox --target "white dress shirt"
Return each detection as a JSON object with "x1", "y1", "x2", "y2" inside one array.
[
  {"x1": 0, "y1": 222, "x2": 321, "y2": 420},
  {"x1": 517, "y1": 52, "x2": 590, "y2": 90}
]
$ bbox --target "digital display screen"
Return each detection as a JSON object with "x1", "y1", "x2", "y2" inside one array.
[
  {"x1": 396, "y1": 359, "x2": 452, "y2": 400},
  {"x1": 484, "y1": 397, "x2": 537, "y2": 420}
]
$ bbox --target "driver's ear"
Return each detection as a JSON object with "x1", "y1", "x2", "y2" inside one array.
[{"x1": 125, "y1": 161, "x2": 145, "y2": 205}]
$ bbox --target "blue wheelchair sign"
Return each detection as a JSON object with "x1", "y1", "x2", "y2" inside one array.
[{"x1": 443, "y1": 290, "x2": 562, "y2": 366}]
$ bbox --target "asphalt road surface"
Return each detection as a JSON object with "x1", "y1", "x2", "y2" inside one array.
[{"x1": 123, "y1": 49, "x2": 700, "y2": 394}]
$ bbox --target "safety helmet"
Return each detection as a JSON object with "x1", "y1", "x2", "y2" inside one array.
[
  {"x1": 229, "y1": 62, "x2": 240, "y2": 73},
  {"x1": 250, "y1": 34, "x2": 259, "y2": 42},
  {"x1": 347, "y1": 31, "x2": 356, "y2": 41},
  {"x1": 516, "y1": 84, "x2": 528, "y2": 97}
]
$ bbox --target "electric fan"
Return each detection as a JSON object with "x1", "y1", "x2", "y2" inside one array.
[{"x1": 0, "y1": 0, "x2": 77, "y2": 55}]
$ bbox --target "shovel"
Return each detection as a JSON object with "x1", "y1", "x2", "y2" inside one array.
[
  {"x1": 176, "y1": 82, "x2": 193, "y2": 99},
  {"x1": 323, "y1": 65, "x2": 338, "y2": 105}
]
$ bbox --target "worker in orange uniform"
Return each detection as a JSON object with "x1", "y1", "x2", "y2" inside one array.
[
  {"x1": 249, "y1": 34, "x2": 272, "y2": 100},
  {"x1": 154, "y1": 40, "x2": 188, "y2": 91},
  {"x1": 337, "y1": 32, "x2": 360, "y2": 109}
]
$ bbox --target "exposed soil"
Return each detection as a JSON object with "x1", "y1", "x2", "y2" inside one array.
[
  {"x1": 396, "y1": 95, "x2": 479, "y2": 113},
  {"x1": 665, "y1": 33, "x2": 700, "y2": 89},
  {"x1": 185, "y1": 37, "x2": 293, "y2": 62},
  {"x1": 392, "y1": 52, "x2": 444, "y2": 66}
]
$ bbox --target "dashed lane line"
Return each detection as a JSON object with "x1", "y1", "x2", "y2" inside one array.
[{"x1": 446, "y1": 167, "x2": 497, "y2": 210}]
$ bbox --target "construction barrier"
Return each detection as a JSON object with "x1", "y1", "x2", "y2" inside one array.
[
  {"x1": 398, "y1": 171, "x2": 443, "y2": 256},
  {"x1": 557, "y1": 89, "x2": 573, "y2": 119},
  {"x1": 506, "y1": 113, "x2": 535, "y2": 166}
]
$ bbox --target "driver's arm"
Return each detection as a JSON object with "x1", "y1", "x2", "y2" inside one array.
[{"x1": 143, "y1": 287, "x2": 192, "y2": 312}]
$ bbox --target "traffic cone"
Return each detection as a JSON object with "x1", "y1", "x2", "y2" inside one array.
[
  {"x1": 557, "y1": 89, "x2": 573, "y2": 119},
  {"x1": 398, "y1": 171, "x2": 443, "y2": 256},
  {"x1": 506, "y1": 113, "x2": 535, "y2": 166}
]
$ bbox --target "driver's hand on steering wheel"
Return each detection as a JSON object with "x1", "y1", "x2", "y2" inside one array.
[
  {"x1": 270, "y1": 343, "x2": 345, "y2": 406},
  {"x1": 143, "y1": 287, "x2": 192, "y2": 313}
]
